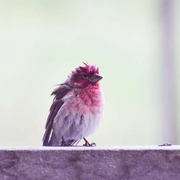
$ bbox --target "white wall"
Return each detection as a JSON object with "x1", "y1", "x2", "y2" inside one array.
[{"x1": 0, "y1": 0, "x2": 179, "y2": 146}]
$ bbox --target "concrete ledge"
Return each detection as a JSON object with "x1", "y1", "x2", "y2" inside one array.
[{"x1": 1, "y1": 146, "x2": 180, "y2": 180}]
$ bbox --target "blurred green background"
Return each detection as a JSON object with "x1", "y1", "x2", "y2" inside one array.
[{"x1": 0, "y1": 0, "x2": 179, "y2": 146}]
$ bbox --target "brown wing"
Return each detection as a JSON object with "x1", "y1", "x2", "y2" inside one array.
[{"x1": 42, "y1": 83, "x2": 72, "y2": 146}]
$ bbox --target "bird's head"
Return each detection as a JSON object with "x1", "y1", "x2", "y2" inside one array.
[{"x1": 68, "y1": 62, "x2": 102, "y2": 88}]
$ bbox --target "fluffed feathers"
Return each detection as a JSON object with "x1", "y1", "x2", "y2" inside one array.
[{"x1": 42, "y1": 63, "x2": 103, "y2": 146}]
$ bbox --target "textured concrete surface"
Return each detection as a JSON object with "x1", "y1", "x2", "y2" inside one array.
[{"x1": 0, "y1": 146, "x2": 180, "y2": 180}]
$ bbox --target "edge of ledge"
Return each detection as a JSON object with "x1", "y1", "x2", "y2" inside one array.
[{"x1": 0, "y1": 145, "x2": 180, "y2": 151}]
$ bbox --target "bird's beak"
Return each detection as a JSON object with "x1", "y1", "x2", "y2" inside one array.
[{"x1": 89, "y1": 73, "x2": 103, "y2": 83}]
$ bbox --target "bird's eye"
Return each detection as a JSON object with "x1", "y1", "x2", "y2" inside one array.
[{"x1": 82, "y1": 74, "x2": 89, "y2": 79}]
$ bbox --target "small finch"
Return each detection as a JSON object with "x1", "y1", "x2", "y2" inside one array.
[{"x1": 42, "y1": 63, "x2": 103, "y2": 146}]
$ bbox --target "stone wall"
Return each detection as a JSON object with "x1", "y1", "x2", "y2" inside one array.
[{"x1": 0, "y1": 146, "x2": 180, "y2": 180}]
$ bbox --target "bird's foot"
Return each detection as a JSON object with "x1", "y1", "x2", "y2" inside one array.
[{"x1": 83, "y1": 138, "x2": 96, "y2": 147}]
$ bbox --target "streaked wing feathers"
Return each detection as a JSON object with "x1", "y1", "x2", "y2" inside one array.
[{"x1": 42, "y1": 83, "x2": 72, "y2": 146}]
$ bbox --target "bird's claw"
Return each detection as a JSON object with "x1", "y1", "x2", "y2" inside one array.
[
  {"x1": 83, "y1": 142, "x2": 96, "y2": 147},
  {"x1": 83, "y1": 138, "x2": 96, "y2": 147}
]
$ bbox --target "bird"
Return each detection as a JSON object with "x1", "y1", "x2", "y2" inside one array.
[{"x1": 42, "y1": 62, "x2": 103, "y2": 146}]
